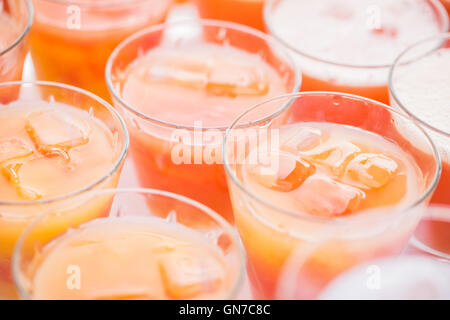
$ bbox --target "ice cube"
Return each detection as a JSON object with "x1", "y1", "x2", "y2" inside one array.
[
  {"x1": 345, "y1": 153, "x2": 398, "y2": 189},
  {"x1": 145, "y1": 55, "x2": 209, "y2": 90},
  {"x1": 247, "y1": 152, "x2": 316, "y2": 192},
  {"x1": 159, "y1": 250, "x2": 224, "y2": 299},
  {"x1": 16, "y1": 185, "x2": 42, "y2": 201},
  {"x1": 0, "y1": 137, "x2": 33, "y2": 163},
  {"x1": 1, "y1": 162, "x2": 22, "y2": 185},
  {"x1": 144, "y1": 53, "x2": 269, "y2": 97},
  {"x1": 281, "y1": 126, "x2": 325, "y2": 153},
  {"x1": 206, "y1": 63, "x2": 269, "y2": 97},
  {"x1": 1, "y1": 162, "x2": 42, "y2": 200},
  {"x1": 302, "y1": 141, "x2": 361, "y2": 176},
  {"x1": 294, "y1": 175, "x2": 366, "y2": 217},
  {"x1": 25, "y1": 110, "x2": 90, "y2": 162}
]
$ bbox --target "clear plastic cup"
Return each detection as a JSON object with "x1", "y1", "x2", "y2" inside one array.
[
  {"x1": 389, "y1": 33, "x2": 450, "y2": 259},
  {"x1": 0, "y1": 81, "x2": 129, "y2": 299},
  {"x1": 0, "y1": 0, "x2": 33, "y2": 85},
  {"x1": 30, "y1": 0, "x2": 175, "y2": 100},
  {"x1": 106, "y1": 19, "x2": 300, "y2": 222},
  {"x1": 223, "y1": 91, "x2": 441, "y2": 299},
  {"x1": 13, "y1": 188, "x2": 245, "y2": 300}
]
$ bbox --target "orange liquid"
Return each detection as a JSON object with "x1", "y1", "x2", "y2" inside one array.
[
  {"x1": 196, "y1": 0, "x2": 266, "y2": 31},
  {"x1": 113, "y1": 43, "x2": 291, "y2": 221},
  {"x1": 301, "y1": 74, "x2": 390, "y2": 107},
  {"x1": 267, "y1": 0, "x2": 446, "y2": 104},
  {"x1": 231, "y1": 122, "x2": 423, "y2": 299},
  {"x1": 0, "y1": 101, "x2": 122, "y2": 299},
  {"x1": 30, "y1": 0, "x2": 173, "y2": 100},
  {"x1": 441, "y1": 0, "x2": 450, "y2": 15},
  {"x1": 28, "y1": 217, "x2": 233, "y2": 300}
]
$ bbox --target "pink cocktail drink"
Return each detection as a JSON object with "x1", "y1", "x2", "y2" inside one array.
[
  {"x1": 107, "y1": 20, "x2": 299, "y2": 221},
  {"x1": 30, "y1": 0, "x2": 174, "y2": 100}
]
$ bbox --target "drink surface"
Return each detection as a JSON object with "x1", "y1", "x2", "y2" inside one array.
[
  {"x1": 391, "y1": 46, "x2": 450, "y2": 205},
  {"x1": 116, "y1": 43, "x2": 289, "y2": 128},
  {"x1": 0, "y1": 102, "x2": 118, "y2": 202},
  {"x1": 30, "y1": 217, "x2": 231, "y2": 300},
  {"x1": 241, "y1": 122, "x2": 422, "y2": 218},
  {"x1": 269, "y1": 0, "x2": 443, "y2": 67},
  {"x1": 392, "y1": 47, "x2": 450, "y2": 137}
]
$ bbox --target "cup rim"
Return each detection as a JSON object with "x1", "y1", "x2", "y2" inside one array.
[
  {"x1": 388, "y1": 32, "x2": 450, "y2": 138},
  {"x1": 12, "y1": 187, "x2": 246, "y2": 300},
  {"x1": 0, "y1": 81, "x2": 130, "y2": 206},
  {"x1": 263, "y1": 0, "x2": 450, "y2": 70},
  {"x1": 105, "y1": 18, "x2": 302, "y2": 131},
  {"x1": 222, "y1": 91, "x2": 442, "y2": 225},
  {"x1": 0, "y1": 0, "x2": 34, "y2": 57}
]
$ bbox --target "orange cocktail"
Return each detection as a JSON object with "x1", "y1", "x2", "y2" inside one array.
[
  {"x1": 441, "y1": 0, "x2": 450, "y2": 15},
  {"x1": 196, "y1": 0, "x2": 266, "y2": 31},
  {"x1": 223, "y1": 92, "x2": 440, "y2": 299},
  {"x1": 0, "y1": 0, "x2": 32, "y2": 86},
  {"x1": 0, "y1": 82, "x2": 128, "y2": 299},
  {"x1": 30, "y1": 0, "x2": 174, "y2": 100},
  {"x1": 107, "y1": 20, "x2": 300, "y2": 222},
  {"x1": 264, "y1": 0, "x2": 449, "y2": 104},
  {"x1": 13, "y1": 189, "x2": 244, "y2": 300},
  {"x1": 389, "y1": 33, "x2": 450, "y2": 259}
]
